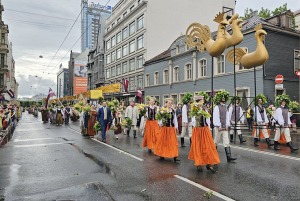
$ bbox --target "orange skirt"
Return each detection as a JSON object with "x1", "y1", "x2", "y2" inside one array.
[
  {"x1": 188, "y1": 127, "x2": 220, "y2": 166},
  {"x1": 154, "y1": 127, "x2": 178, "y2": 158},
  {"x1": 278, "y1": 134, "x2": 287, "y2": 144},
  {"x1": 251, "y1": 128, "x2": 270, "y2": 139},
  {"x1": 142, "y1": 120, "x2": 160, "y2": 149}
]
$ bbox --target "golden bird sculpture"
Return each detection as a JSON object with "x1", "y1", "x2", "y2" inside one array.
[
  {"x1": 225, "y1": 13, "x2": 243, "y2": 47},
  {"x1": 226, "y1": 24, "x2": 269, "y2": 69},
  {"x1": 186, "y1": 12, "x2": 229, "y2": 57}
]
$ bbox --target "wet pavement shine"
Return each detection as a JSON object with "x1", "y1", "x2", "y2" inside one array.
[{"x1": 1, "y1": 113, "x2": 300, "y2": 201}]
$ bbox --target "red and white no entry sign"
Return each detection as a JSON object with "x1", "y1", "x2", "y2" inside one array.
[
  {"x1": 275, "y1": 74, "x2": 284, "y2": 84},
  {"x1": 296, "y1": 71, "x2": 300, "y2": 78}
]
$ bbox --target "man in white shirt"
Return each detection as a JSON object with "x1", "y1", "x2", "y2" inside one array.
[
  {"x1": 273, "y1": 97, "x2": 298, "y2": 152},
  {"x1": 181, "y1": 93, "x2": 193, "y2": 147},
  {"x1": 229, "y1": 96, "x2": 246, "y2": 144},
  {"x1": 125, "y1": 100, "x2": 139, "y2": 138}
]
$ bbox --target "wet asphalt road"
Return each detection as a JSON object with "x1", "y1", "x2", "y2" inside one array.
[{"x1": 1, "y1": 113, "x2": 300, "y2": 201}]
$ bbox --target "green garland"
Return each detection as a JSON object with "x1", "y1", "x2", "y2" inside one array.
[
  {"x1": 213, "y1": 90, "x2": 230, "y2": 105},
  {"x1": 275, "y1": 94, "x2": 291, "y2": 107},
  {"x1": 196, "y1": 91, "x2": 210, "y2": 103},
  {"x1": 254, "y1": 94, "x2": 267, "y2": 105},
  {"x1": 230, "y1": 96, "x2": 241, "y2": 104},
  {"x1": 289, "y1": 101, "x2": 300, "y2": 112},
  {"x1": 182, "y1": 92, "x2": 193, "y2": 104}
]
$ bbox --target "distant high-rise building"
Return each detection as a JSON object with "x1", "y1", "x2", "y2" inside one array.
[{"x1": 81, "y1": 0, "x2": 112, "y2": 52}]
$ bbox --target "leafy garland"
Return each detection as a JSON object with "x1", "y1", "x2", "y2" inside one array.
[
  {"x1": 108, "y1": 98, "x2": 120, "y2": 113},
  {"x1": 196, "y1": 91, "x2": 210, "y2": 103},
  {"x1": 182, "y1": 92, "x2": 193, "y2": 104},
  {"x1": 213, "y1": 90, "x2": 230, "y2": 105},
  {"x1": 230, "y1": 96, "x2": 241, "y2": 104},
  {"x1": 254, "y1": 94, "x2": 267, "y2": 105},
  {"x1": 93, "y1": 121, "x2": 102, "y2": 131},
  {"x1": 137, "y1": 104, "x2": 147, "y2": 116},
  {"x1": 289, "y1": 101, "x2": 300, "y2": 112},
  {"x1": 121, "y1": 118, "x2": 133, "y2": 128},
  {"x1": 156, "y1": 107, "x2": 171, "y2": 125},
  {"x1": 275, "y1": 94, "x2": 291, "y2": 107}
]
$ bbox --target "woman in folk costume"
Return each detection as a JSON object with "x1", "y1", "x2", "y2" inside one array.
[
  {"x1": 273, "y1": 94, "x2": 299, "y2": 152},
  {"x1": 56, "y1": 106, "x2": 64, "y2": 126},
  {"x1": 189, "y1": 95, "x2": 220, "y2": 173},
  {"x1": 87, "y1": 105, "x2": 97, "y2": 137},
  {"x1": 228, "y1": 96, "x2": 246, "y2": 144},
  {"x1": 112, "y1": 110, "x2": 122, "y2": 139},
  {"x1": 154, "y1": 98, "x2": 180, "y2": 163},
  {"x1": 213, "y1": 90, "x2": 237, "y2": 163},
  {"x1": 142, "y1": 97, "x2": 160, "y2": 153}
]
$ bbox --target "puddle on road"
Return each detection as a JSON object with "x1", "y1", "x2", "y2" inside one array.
[{"x1": 69, "y1": 143, "x2": 116, "y2": 178}]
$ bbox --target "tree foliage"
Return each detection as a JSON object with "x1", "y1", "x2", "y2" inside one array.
[{"x1": 242, "y1": 3, "x2": 288, "y2": 20}]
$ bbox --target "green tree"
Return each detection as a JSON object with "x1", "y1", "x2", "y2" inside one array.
[
  {"x1": 242, "y1": 8, "x2": 257, "y2": 20},
  {"x1": 259, "y1": 7, "x2": 271, "y2": 18},
  {"x1": 272, "y1": 3, "x2": 287, "y2": 16}
]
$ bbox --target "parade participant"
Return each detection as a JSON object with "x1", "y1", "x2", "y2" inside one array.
[
  {"x1": 97, "y1": 101, "x2": 112, "y2": 143},
  {"x1": 213, "y1": 90, "x2": 237, "y2": 162},
  {"x1": 125, "y1": 100, "x2": 139, "y2": 138},
  {"x1": 142, "y1": 97, "x2": 160, "y2": 153},
  {"x1": 154, "y1": 98, "x2": 180, "y2": 163},
  {"x1": 189, "y1": 95, "x2": 220, "y2": 173},
  {"x1": 119, "y1": 100, "x2": 127, "y2": 135},
  {"x1": 228, "y1": 96, "x2": 246, "y2": 144},
  {"x1": 64, "y1": 105, "x2": 71, "y2": 125},
  {"x1": 246, "y1": 106, "x2": 254, "y2": 131},
  {"x1": 56, "y1": 106, "x2": 63, "y2": 126},
  {"x1": 112, "y1": 110, "x2": 122, "y2": 139},
  {"x1": 41, "y1": 107, "x2": 48, "y2": 123},
  {"x1": 253, "y1": 94, "x2": 274, "y2": 147},
  {"x1": 181, "y1": 92, "x2": 194, "y2": 147},
  {"x1": 273, "y1": 95, "x2": 299, "y2": 152},
  {"x1": 87, "y1": 105, "x2": 97, "y2": 137},
  {"x1": 176, "y1": 103, "x2": 183, "y2": 136}
]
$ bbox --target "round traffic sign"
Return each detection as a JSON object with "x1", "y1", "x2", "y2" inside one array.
[
  {"x1": 275, "y1": 74, "x2": 284, "y2": 84},
  {"x1": 296, "y1": 71, "x2": 300, "y2": 78}
]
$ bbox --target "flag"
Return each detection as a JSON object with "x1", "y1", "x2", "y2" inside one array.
[
  {"x1": 136, "y1": 88, "x2": 143, "y2": 103},
  {"x1": 122, "y1": 78, "x2": 129, "y2": 93},
  {"x1": 45, "y1": 88, "x2": 56, "y2": 108},
  {"x1": 6, "y1": 89, "x2": 15, "y2": 99}
]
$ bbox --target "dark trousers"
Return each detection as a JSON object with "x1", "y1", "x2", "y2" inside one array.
[
  {"x1": 101, "y1": 120, "x2": 109, "y2": 140},
  {"x1": 247, "y1": 118, "x2": 253, "y2": 130}
]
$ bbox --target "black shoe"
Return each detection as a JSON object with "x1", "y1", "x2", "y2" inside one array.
[
  {"x1": 148, "y1": 149, "x2": 152, "y2": 153},
  {"x1": 238, "y1": 135, "x2": 246, "y2": 144},
  {"x1": 287, "y1": 141, "x2": 299, "y2": 152},
  {"x1": 159, "y1": 157, "x2": 165, "y2": 160},
  {"x1": 133, "y1": 130, "x2": 137, "y2": 138},
  {"x1": 230, "y1": 134, "x2": 234, "y2": 143},
  {"x1": 127, "y1": 130, "x2": 130, "y2": 137},
  {"x1": 173, "y1": 157, "x2": 180, "y2": 163},
  {"x1": 265, "y1": 138, "x2": 274, "y2": 147},
  {"x1": 206, "y1": 164, "x2": 216, "y2": 173},
  {"x1": 254, "y1": 138, "x2": 259, "y2": 147},
  {"x1": 225, "y1": 147, "x2": 237, "y2": 162},
  {"x1": 181, "y1": 137, "x2": 186, "y2": 147},
  {"x1": 274, "y1": 141, "x2": 281, "y2": 150},
  {"x1": 197, "y1": 166, "x2": 203, "y2": 172}
]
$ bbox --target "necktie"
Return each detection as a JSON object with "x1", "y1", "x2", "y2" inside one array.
[{"x1": 104, "y1": 107, "x2": 107, "y2": 120}]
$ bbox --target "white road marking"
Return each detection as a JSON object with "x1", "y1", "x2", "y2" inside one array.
[
  {"x1": 68, "y1": 127, "x2": 144, "y2": 162},
  {"x1": 14, "y1": 138, "x2": 54, "y2": 142},
  {"x1": 174, "y1": 175, "x2": 235, "y2": 201},
  {"x1": 182, "y1": 136, "x2": 300, "y2": 162},
  {"x1": 13, "y1": 142, "x2": 69, "y2": 148}
]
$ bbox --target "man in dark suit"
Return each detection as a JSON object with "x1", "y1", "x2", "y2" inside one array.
[{"x1": 97, "y1": 101, "x2": 112, "y2": 143}]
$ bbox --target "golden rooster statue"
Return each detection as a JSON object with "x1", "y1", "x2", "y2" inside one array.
[
  {"x1": 186, "y1": 12, "x2": 229, "y2": 57},
  {"x1": 225, "y1": 13, "x2": 243, "y2": 47},
  {"x1": 226, "y1": 24, "x2": 269, "y2": 69}
]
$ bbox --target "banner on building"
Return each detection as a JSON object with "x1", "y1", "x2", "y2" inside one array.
[
  {"x1": 74, "y1": 77, "x2": 87, "y2": 95},
  {"x1": 90, "y1": 90, "x2": 103, "y2": 99},
  {"x1": 96, "y1": 83, "x2": 120, "y2": 94}
]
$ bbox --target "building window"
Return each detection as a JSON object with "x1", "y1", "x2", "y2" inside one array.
[
  {"x1": 137, "y1": 75, "x2": 143, "y2": 88},
  {"x1": 173, "y1": 67, "x2": 179, "y2": 82},
  {"x1": 0, "y1": 74, "x2": 3, "y2": 86},
  {"x1": 137, "y1": 35, "x2": 144, "y2": 49},
  {"x1": 129, "y1": 40, "x2": 135, "y2": 53},
  {"x1": 111, "y1": 67, "x2": 116, "y2": 77},
  {"x1": 163, "y1": 69, "x2": 169, "y2": 84},
  {"x1": 217, "y1": 55, "x2": 225, "y2": 74},
  {"x1": 198, "y1": 59, "x2": 207, "y2": 77},
  {"x1": 122, "y1": 44, "x2": 128, "y2": 56},
  {"x1": 94, "y1": 72, "x2": 98, "y2": 81},
  {"x1": 106, "y1": 39, "x2": 111, "y2": 50},
  {"x1": 106, "y1": 68, "x2": 110, "y2": 78},
  {"x1": 136, "y1": 55, "x2": 143, "y2": 69},
  {"x1": 116, "y1": 64, "x2": 121, "y2": 75},
  {"x1": 117, "y1": 48, "x2": 121, "y2": 60},
  {"x1": 0, "y1": 54, "x2": 5, "y2": 66},
  {"x1": 129, "y1": 59, "x2": 135, "y2": 71},
  {"x1": 111, "y1": 36, "x2": 116, "y2": 47},
  {"x1": 116, "y1": 32, "x2": 121, "y2": 44},
  {"x1": 1, "y1": 33, "x2": 5, "y2": 44},
  {"x1": 130, "y1": 5, "x2": 135, "y2": 12},
  {"x1": 154, "y1": 72, "x2": 159, "y2": 85},
  {"x1": 185, "y1": 64, "x2": 192, "y2": 80},
  {"x1": 137, "y1": 15, "x2": 144, "y2": 30},
  {"x1": 112, "y1": 22, "x2": 115, "y2": 28},
  {"x1": 122, "y1": 27, "x2": 128, "y2": 39},
  {"x1": 111, "y1": 51, "x2": 116, "y2": 62},
  {"x1": 236, "y1": 48, "x2": 248, "y2": 71},
  {"x1": 145, "y1": 74, "x2": 150, "y2": 87},
  {"x1": 129, "y1": 21, "x2": 135, "y2": 35},
  {"x1": 129, "y1": 77, "x2": 135, "y2": 91},
  {"x1": 106, "y1": 54, "x2": 111, "y2": 64},
  {"x1": 163, "y1": 95, "x2": 170, "y2": 103},
  {"x1": 123, "y1": 12, "x2": 127, "y2": 18},
  {"x1": 122, "y1": 62, "x2": 128, "y2": 73},
  {"x1": 171, "y1": 94, "x2": 178, "y2": 104},
  {"x1": 117, "y1": 18, "x2": 121, "y2": 23}
]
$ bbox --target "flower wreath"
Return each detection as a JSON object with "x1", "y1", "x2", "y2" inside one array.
[
  {"x1": 275, "y1": 94, "x2": 291, "y2": 107},
  {"x1": 213, "y1": 90, "x2": 230, "y2": 105}
]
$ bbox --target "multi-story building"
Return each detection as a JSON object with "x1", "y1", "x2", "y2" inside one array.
[
  {"x1": 68, "y1": 51, "x2": 80, "y2": 96},
  {"x1": 103, "y1": 0, "x2": 235, "y2": 102},
  {"x1": 81, "y1": 0, "x2": 112, "y2": 52},
  {"x1": 57, "y1": 67, "x2": 69, "y2": 98},
  {"x1": 5, "y1": 42, "x2": 18, "y2": 101},
  {"x1": 144, "y1": 13, "x2": 300, "y2": 106},
  {"x1": 293, "y1": 9, "x2": 300, "y2": 31},
  {"x1": 87, "y1": 48, "x2": 105, "y2": 90},
  {"x1": 0, "y1": 0, "x2": 9, "y2": 93}
]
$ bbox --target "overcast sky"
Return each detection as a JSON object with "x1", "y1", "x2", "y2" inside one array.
[{"x1": 2, "y1": 0, "x2": 299, "y2": 97}]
